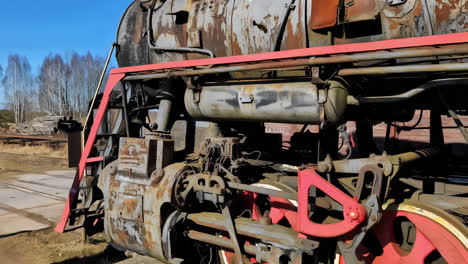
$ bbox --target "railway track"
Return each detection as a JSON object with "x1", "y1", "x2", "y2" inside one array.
[
  {"x1": 0, "y1": 182, "x2": 66, "y2": 202},
  {"x1": 15, "y1": 180, "x2": 70, "y2": 191},
  {"x1": 0, "y1": 134, "x2": 67, "y2": 146}
]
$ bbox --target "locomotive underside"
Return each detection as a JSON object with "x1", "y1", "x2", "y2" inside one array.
[{"x1": 62, "y1": 1, "x2": 468, "y2": 263}]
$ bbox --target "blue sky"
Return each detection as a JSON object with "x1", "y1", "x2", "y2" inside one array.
[{"x1": 0, "y1": 1, "x2": 132, "y2": 105}]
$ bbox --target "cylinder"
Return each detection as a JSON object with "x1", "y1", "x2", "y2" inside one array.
[
  {"x1": 184, "y1": 81, "x2": 348, "y2": 125},
  {"x1": 155, "y1": 99, "x2": 172, "y2": 132}
]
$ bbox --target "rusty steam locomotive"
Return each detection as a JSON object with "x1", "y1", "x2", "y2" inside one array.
[{"x1": 57, "y1": 1, "x2": 468, "y2": 263}]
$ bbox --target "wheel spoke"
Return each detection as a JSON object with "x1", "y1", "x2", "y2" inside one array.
[{"x1": 405, "y1": 229, "x2": 436, "y2": 264}]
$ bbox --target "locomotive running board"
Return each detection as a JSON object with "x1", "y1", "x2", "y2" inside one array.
[{"x1": 55, "y1": 32, "x2": 468, "y2": 233}]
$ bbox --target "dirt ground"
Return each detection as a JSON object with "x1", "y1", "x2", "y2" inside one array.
[
  {"x1": 0, "y1": 146, "x2": 127, "y2": 264},
  {"x1": 0, "y1": 145, "x2": 68, "y2": 181},
  {"x1": 0, "y1": 227, "x2": 126, "y2": 264}
]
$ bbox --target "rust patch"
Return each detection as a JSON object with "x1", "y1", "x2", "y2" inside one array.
[
  {"x1": 231, "y1": 34, "x2": 243, "y2": 56},
  {"x1": 345, "y1": 0, "x2": 380, "y2": 23},
  {"x1": 436, "y1": 0, "x2": 454, "y2": 22},
  {"x1": 283, "y1": 2, "x2": 305, "y2": 50},
  {"x1": 382, "y1": 1, "x2": 426, "y2": 39},
  {"x1": 310, "y1": 0, "x2": 340, "y2": 29}
]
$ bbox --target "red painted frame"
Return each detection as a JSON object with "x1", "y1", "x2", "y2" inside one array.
[{"x1": 55, "y1": 32, "x2": 468, "y2": 233}]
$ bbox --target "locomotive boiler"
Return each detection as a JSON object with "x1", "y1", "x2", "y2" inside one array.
[{"x1": 57, "y1": 1, "x2": 468, "y2": 263}]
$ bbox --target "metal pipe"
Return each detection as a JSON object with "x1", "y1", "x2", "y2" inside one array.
[
  {"x1": 395, "y1": 147, "x2": 440, "y2": 164},
  {"x1": 359, "y1": 78, "x2": 468, "y2": 104},
  {"x1": 121, "y1": 85, "x2": 130, "y2": 137},
  {"x1": 338, "y1": 62, "x2": 468, "y2": 76},
  {"x1": 274, "y1": 0, "x2": 296, "y2": 52},
  {"x1": 187, "y1": 213, "x2": 317, "y2": 251},
  {"x1": 421, "y1": 0, "x2": 434, "y2": 35},
  {"x1": 155, "y1": 99, "x2": 172, "y2": 132},
  {"x1": 82, "y1": 43, "x2": 116, "y2": 147},
  {"x1": 187, "y1": 230, "x2": 268, "y2": 262},
  {"x1": 124, "y1": 46, "x2": 468, "y2": 81},
  {"x1": 124, "y1": 59, "x2": 310, "y2": 81},
  {"x1": 323, "y1": 147, "x2": 439, "y2": 175}
]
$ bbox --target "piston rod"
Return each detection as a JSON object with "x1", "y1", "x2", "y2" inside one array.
[
  {"x1": 187, "y1": 230, "x2": 270, "y2": 262},
  {"x1": 187, "y1": 213, "x2": 318, "y2": 252}
]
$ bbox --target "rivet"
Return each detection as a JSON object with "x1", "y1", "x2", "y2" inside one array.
[{"x1": 349, "y1": 211, "x2": 359, "y2": 220}]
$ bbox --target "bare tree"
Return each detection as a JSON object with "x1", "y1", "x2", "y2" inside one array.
[
  {"x1": 38, "y1": 54, "x2": 71, "y2": 116},
  {"x1": 1, "y1": 55, "x2": 35, "y2": 124},
  {"x1": 38, "y1": 52, "x2": 106, "y2": 118}
]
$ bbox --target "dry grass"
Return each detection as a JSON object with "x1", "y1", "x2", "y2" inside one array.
[{"x1": 0, "y1": 143, "x2": 68, "y2": 159}]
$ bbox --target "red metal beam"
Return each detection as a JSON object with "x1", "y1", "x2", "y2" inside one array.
[
  {"x1": 55, "y1": 73, "x2": 125, "y2": 233},
  {"x1": 112, "y1": 32, "x2": 468, "y2": 75}
]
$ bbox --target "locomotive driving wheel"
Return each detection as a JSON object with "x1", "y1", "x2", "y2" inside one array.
[
  {"x1": 219, "y1": 181, "x2": 468, "y2": 264},
  {"x1": 342, "y1": 200, "x2": 468, "y2": 264}
]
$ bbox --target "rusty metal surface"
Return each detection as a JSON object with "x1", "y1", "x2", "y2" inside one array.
[
  {"x1": 434, "y1": 0, "x2": 468, "y2": 34},
  {"x1": 344, "y1": 0, "x2": 382, "y2": 23},
  {"x1": 118, "y1": 137, "x2": 156, "y2": 178},
  {"x1": 310, "y1": 0, "x2": 340, "y2": 29},
  {"x1": 99, "y1": 158, "x2": 189, "y2": 261},
  {"x1": 117, "y1": 0, "x2": 468, "y2": 67}
]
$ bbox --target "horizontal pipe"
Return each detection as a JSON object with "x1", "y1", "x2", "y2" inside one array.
[
  {"x1": 187, "y1": 230, "x2": 265, "y2": 261},
  {"x1": 124, "y1": 59, "x2": 310, "y2": 81},
  {"x1": 310, "y1": 45, "x2": 468, "y2": 65},
  {"x1": 326, "y1": 148, "x2": 439, "y2": 175},
  {"x1": 124, "y1": 46, "x2": 468, "y2": 81},
  {"x1": 187, "y1": 213, "x2": 317, "y2": 251},
  {"x1": 396, "y1": 147, "x2": 439, "y2": 164},
  {"x1": 338, "y1": 62, "x2": 468, "y2": 76},
  {"x1": 359, "y1": 78, "x2": 468, "y2": 104}
]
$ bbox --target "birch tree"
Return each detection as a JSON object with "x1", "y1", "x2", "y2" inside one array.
[
  {"x1": 38, "y1": 54, "x2": 70, "y2": 115},
  {"x1": 38, "y1": 52, "x2": 105, "y2": 118},
  {"x1": 1, "y1": 55, "x2": 35, "y2": 124}
]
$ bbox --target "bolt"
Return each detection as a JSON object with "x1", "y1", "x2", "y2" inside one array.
[
  {"x1": 349, "y1": 211, "x2": 359, "y2": 220},
  {"x1": 369, "y1": 202, "x2": 375, "y2": 207},
  {"x1": 371, "y1": 215, "x2": 377, "y2": 222}
]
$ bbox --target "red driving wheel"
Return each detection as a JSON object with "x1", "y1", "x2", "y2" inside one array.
[{"x1": 340, "y1": 202, "x2": 468, "y2": 264}]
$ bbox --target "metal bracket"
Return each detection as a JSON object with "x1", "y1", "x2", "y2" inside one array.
[
  {"x1": 240, "y1": 93, "x2": 254, "y2": 104},
  {"x1": 297, "y1": 168, "x2": 367, "y2": 238},
  {"x1": 338, "y1": 195, "x2": 381, "y2": 264},
  {"x1": 311, "y1": 67, "x2": 325, "y2": 84},
  {"x1": 355, "y1": 164, "x2": 385, "y2": 202}
]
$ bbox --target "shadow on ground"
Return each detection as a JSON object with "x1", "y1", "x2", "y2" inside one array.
[{"x1": 51, "y1": 245, "x2": 127, "y2": 264}]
